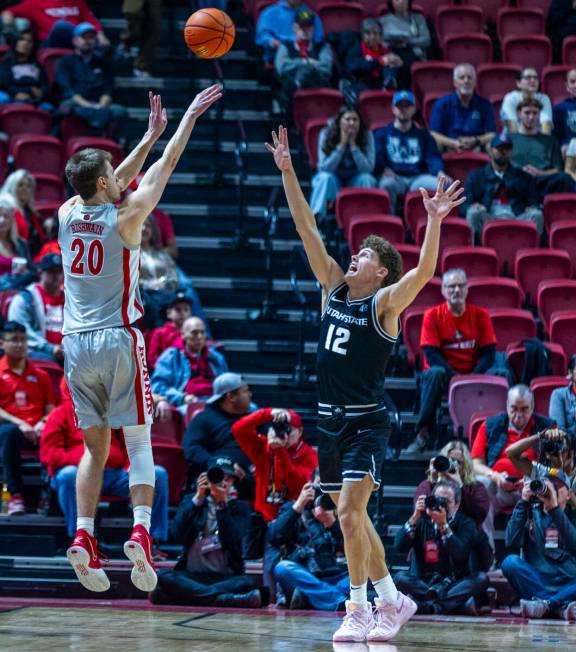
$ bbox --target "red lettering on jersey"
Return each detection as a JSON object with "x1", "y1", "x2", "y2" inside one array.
[{"x1": 138, "y1": 345, "x2": 153, "y2": 416}]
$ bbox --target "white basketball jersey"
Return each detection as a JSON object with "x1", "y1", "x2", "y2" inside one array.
[{"x1": 59, "y1": 202, "x2": 144, "y2": 335}]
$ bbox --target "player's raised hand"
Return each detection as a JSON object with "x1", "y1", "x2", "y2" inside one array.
[
  {"x1": 147, "y1": 91, "x2": 167, "y2": 139},
  {"x1": 189, "y1": 83, "x2": 223, "y2": 118},
  {"x1": 265, "y1": 125, "x2": 293, "y2": 173},
  {"x1": 419, "y1": 175, "x2": 466, "y2": 222}
]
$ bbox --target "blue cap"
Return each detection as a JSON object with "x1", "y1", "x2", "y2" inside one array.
[
  {"x1": 491, "y1": 132, "x2": 513, "y2": 148},
  {"x1": 392, "y1": 90, "x2": 416, "y2": 106},
  {"x1": 38, "y1": 253, "x2": 62, "y2": 271},
  {"x1": 73, "y1": 22, "x2": 97, "y2": 38}
]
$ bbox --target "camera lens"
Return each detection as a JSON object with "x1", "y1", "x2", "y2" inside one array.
[
  {"x1": 433, "y1": 455, "x2": 451, "y2": 473},
  {"x1": 529, "y1": 479, "x2": 549, "y2": 496},
  {"x1": 207, "y1": 466, "x2": 225, "y2": 484},
  {"x1": 272, "y1": 421, "x2": 291, "y2": 438}
]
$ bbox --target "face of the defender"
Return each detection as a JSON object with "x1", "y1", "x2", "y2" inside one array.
[{"x1": 345, "y1": 247, "x2": 386, "y2": 287}]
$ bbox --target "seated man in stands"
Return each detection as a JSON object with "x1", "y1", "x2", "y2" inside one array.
[
  {"x1": 553, "y1": 69, "x2": 576, "y2": 156},
  {"x1": 394, "y1": 480, "x2": 490, "y2": 615},
  {"x1": 461, "y1": 132, "x2": 543, "y2": 243},
  {"x1": 502, "y1": 470, "x2": 576, "y2": 620},
  {"x1": 40, "y1": 379, "x2": 168, "y2": 542},
  {"x1": 151, "y1": 317, "x2": 228, "y2": 416},
  {"x1": 501, "y1": 67, "x2": 553, "y2": 135},
  {"x1": 0, "y1": 321, "x2": 55, "y2": 515},
  {"x1": 407, "y1": 268, "x2": 496, "y2": 452},
  {"x1": 147, "y1": 292, "x2": 191, "y2": 369},
  {"x1": 429, "y1": 63, "x2": 496, "y2": 153},
  {"x1": 7, "y1": 254, "x2": 64, "y2": 363},
  {"x1": 374, "y1": 90, "x2": 443, "y2": 213},
  {"x1": 472, "y1": 384, "x2": 554, "y2": 549},
  {"x1": 550, "y1": 354, "x2": 576, "y2": 438},
  {"x1": 153, "y1": 456, "x2": 269, "y2": 608},
  {"x1": 55, "y1": 23, "x2": 126, "y2": 135}
]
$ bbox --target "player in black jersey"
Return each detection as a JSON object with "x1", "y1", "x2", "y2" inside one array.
[{"x1": 266, "y1": 126, "x2": 465, "y2": 642}]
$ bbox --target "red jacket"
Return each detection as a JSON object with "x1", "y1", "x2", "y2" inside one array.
[
  {"x1": 11, "y1": 1, "x2": 103, "y2": 40},
  {"x1": 147, "y1": 321, "x2": 183, "y2": 368},
  {"x1": 40, "y1": 400, "x2": 128, "y2": 476},
  {"x1": 231, "y1": 407, "x2": 318, "y2": 522}
]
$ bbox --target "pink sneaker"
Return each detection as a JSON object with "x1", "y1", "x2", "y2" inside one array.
[
  {"x1": 332, "y1": 601, "x2": 375, "y2": 642},
  {"x1": 123, "y1": 524, "x2": 158, "y2": 592},
  {"x1": 367, "y1": 593, "x2": 417, "y2": 642},
  {"x1": 66, "y1": 529, "x2": 110, "y2": 592}
]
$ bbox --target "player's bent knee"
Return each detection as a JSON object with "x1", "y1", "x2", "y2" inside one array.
[{"x1": 338, "y1": 508, "x2": 364, "y2": 537}]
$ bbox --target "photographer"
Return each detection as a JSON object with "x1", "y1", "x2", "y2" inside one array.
[
  {"x1": 271, "y1": 477, "x2": 348, "y2": 610},
  {"x1": 152, "y1": 456, "x2": 268, "y2": 608},
  {"x1": 394, "y1": 481, "x2": 489, "y2": 615},
  {"x1": 501, "y1": 471, "x2": 576, "y2": 620},
  {"x1": 550, "y1": 354, "x2": 576, "y2": 437}
]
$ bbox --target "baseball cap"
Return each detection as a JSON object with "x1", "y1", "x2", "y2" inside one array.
[
  {"x1": 491, "y1": 132, "x2": 513, "y2": 148},
  {"x1": 286, "y1": 410, "x2": 303, "y2": 429},
  {"x1": 38, "y1": 253, "x2": 62, "y2": 271},
  {"x1": 546, "y1": 467, "x2": 571, "y2": 490},
  {"x1": 295, "y1": 10, "x2": 314, "y2": 26},
  {"x1": 167, "y1": 291, "x2": 192, "y2": 309},
  {"x1": 73, "y1": 22, "x2": 97, "y2": 38},
  {"x1": 393, "y1": 90, "x2": 416, "y2": 106},
  {"x1": 207, "y1": 455, "x2": 236, "y2": 476},
  {"x1": 206, "y1": 372, "x2": 245, "y2": 404}
]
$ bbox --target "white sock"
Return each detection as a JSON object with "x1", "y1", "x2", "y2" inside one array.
[
  {"x1": 350, "y1": 582, "x2": 368, "y2": 605},
  {"x1": 133, "y1": 505, "x2": 152, "y2": 532},
  {"x1": 372, "y1": 575, "x2": 399, "y2": 603},
  {"x1": 77, "y1": 517, "x2": 94, "y2": 536}
]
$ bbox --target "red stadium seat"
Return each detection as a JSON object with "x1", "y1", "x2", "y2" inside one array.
[
  {"x1": 35, "y1": 201, "x2": 61, "y2": 222},
  {"x1": 66, "y1": 137, "x2": 125, "y2": 168},
  {"x1": 404, "y1": 190, "x2": 459, "y2": 237},
  {"x1": 543, "y1": 193, "x2": 576, "y2": 233},
  {"x1": 507, "y1": 342, "x2": 566, "y2": 380},
  {"x1": 0, "y1": 105, "x2": 52, "y2": 136},
  {"x1": 151, "y1": 406, "x2": 184, "y2": 445},
  {"x1": 358, "y1": 90, "x2": 394, "y2": 130},
  {"x1": 502, "y1": 35, "x2": 552, "y2": 74},
  {"x1": 60, "y1": 114, "x2": 97, "y2": 141},
  {"x1": 33, "y1": 359, "x2": 63, "y2": 404},
  {"x1": 318, "y1": 2, "x2": 363, "y2": 32},
  {"x1": 489, "y1": 93, "x2": 504, "y2": 131},
  {"x1": 292, "y1": 88, "x2": 343, "y2": 134},
  {"x1": 443, "y1": 34, "x2": 493, "y2": 68},
  {"x1": 550, "y1": 310, "x2": 576, "y2": 358},
  {"x1": 360, "y1": 0, "x2": 387, "y2": 17},
  {"x1": 151, "y1": 442, "x2": 187, "y2": 505},
  {"x1": 396, "y1": 243, "x2": 420, "y2": 273},
  {"x1": 415, "y1": 217, "x2": 472, "y2": 249},
  {"x1": 185, "y1": 401, "x2": 206, "y2": 427},
  {"x1": 347, "y1": 215, "x2": 405, "y2": 251},
  {"x1": 517, "y1": 0, "x2": 552, "y2": 12},
  {"x1": 335, "y1": 188, "x2": 391, "y2": 233},
  {"x1": 411, "y1": 277, "x2": 443, "y2": 309},
  {"x1": 10, "y1": 135, "x2": 64, "y2": 175},
  {"x1": 542, "y1": 65, "x2": 572, "y2": 105},
  {"x1": 436, "y1": 6, "x2": 485, "y2": 44},
  {"x1": 466, "y1": 276, "x2": 523, "y2": 309},
  {"x1": 477, "y1": 63, "x2": 522, "y2": 99},
  {"x1": 468, "y1": 410, "x2": 494, "y2": 447},
  {"x1": 538, "y1": 279, "x2": 576, "y2": 335},
  {"x1": 37, "y1": 47, "x2": 73, "y2": 87},
  {"x1": 460, "y1": 0, "x2": 507, "y2": 24},
  {"x1": 441, "y1": 151, "x2": 490, "y2": 185},
  {"x1": 562, "y1": 36, "x2": 576, "y2": 66},
  {"x1": 422, "y1": 92, "x2": 444, "y2": 128},
  {"x1": 482, "y1": 219, "x2": 539, "y2": 276},
  {"x1": 440, "y1": 246, "x2": 499, "y2": 278},
  {"x1": 515, "y1": 248, "x2": 572, "y2": 306},
  {"x1": 489, "y1": 308, "x2": 537, "y2": 351},
  {"x1": 497, "y1": 7, "x2": 544, "y2": 40},
  {"x1": 448, "y1": 374, "x2": 509, "y2": 438},
  {"x1": 401, "y1": 306, "x2": 426, "y2": 368},
  {"x1": 530, "y1": 376, "x2": 567, "y2": 415},
  {"x1": 0, "y1": 288, "x2": 17, "y2": 321},
  {"x1": 411, "y1": 62, "x2": 455, "y2": 106},
  {"x1": 0, "y1": 138, "x2": 8, "y2": 180},
  {"x1": 33, "y1": 173, "x2": 65, "y2": 203},
  {"x1": 304, "y1": 118, "x2": 325, "y2": 170},
  {"x1": 549, "y1": 220, "x2": 576, "y2": 273},
  {"x1": 420, "y1": 0, "x2": 454, "y2": 21}
]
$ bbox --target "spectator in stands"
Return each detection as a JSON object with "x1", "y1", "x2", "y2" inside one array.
[
  {"x1": 151, "y1": 316, "x2": 228, "y2": 416},
  {"x1": 547, "y1": 0, "x2": 576, "y2": 64},
  {"x1": 407, "y1": 269, "x2": 496, "y2": 453},
  {"x1": 509, "y1": 97, "x2": 574, "y2": 201},
  {"x1": 395, "y1": 480, "x2": 490, "y2": 615},
  {"x1": 429, "y1": 63, "x2": 496, "y2": 153},
  {"x1": 380, "y1": 0, "x2": 430, "y2": 70},
  {"x1": 0, "y1": 170, "x2": 45, "y2": 259},
  {"x1": 345, "y1": 19, "x2": 403, "y2": 95},
  {"x1": 7, "y1": 253, "x2": 64, "y2": 363},
  {"x1": 147, "y1": 291, "x2": 191, "y2": 369},
  {"x1": 55, "y1": 23, "x2": 125, "y2": 135},
  {"x1": 40, "y1": 379, "x2": 168, "y2": 541},
  {"x1": 256, "y1": 0, "x2": 323, "y2": 65},
  {"x1": 274, "y1": 10, "x2": 332, "y2": 111},
  {"x1": 182, "y1": 373, "x2": 254, "y2": 482},
  {"x1": 501, "y1": 68, "x2": 553, "y2": 135},
  {"x1": 472, "y1": 385, "x2": 555, "y2": 549},
  {"x1": 119, "y1": 0, "x2": 163, "y2": 78},
  {"x1": 461, "y1": 133, "x2": 543, "y2": 242},
  {"x1": 553, "y1": 69, "x2": 576, "y2": 155},
  {"x1": 3, "y1": 2, "x2": 110, "y2": 49},
  {"x1": 0, "y1": 321, "x2": 55, "y2": 515},
  {"x1": 374, "y1": 90, "x2": 442, "y2": 213},
  {"x1": 550, "y1": 355, "x2": 576, "y2": 438},
  {"x1": 153, "y1": 456, "x2": 269, "y2": 608},
  {"x1": 309, "y1": 106, "x2": 376, "y2": 218},
  {"x1": 33, "y1": 214, "x2": 60, "y2": 263},
  {"x1": 502, "y1": 471, "x2": 576, "y2": 620},
  {"x1": 0, "y1": 198, "x2": 34, "y2": 290}
]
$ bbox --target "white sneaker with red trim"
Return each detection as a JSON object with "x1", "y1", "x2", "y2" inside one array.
[
  {"x1": 66, "y1": 529, "x2": 110, "y2": 592},
  {"x1": 123, "y1": 524, "x2": 158, "y2": 592}
]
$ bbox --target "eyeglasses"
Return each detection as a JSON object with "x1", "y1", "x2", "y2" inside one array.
[
  {"x1": 521, "y1": 75, "x2": 539, "y2": 80},
  {"x1": 188, "y1": 330, "x2": 205, "y2": 335}
]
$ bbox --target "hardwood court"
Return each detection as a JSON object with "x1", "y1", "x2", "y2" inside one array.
[{"x1": 0, "y1": 599, "x2": 574, "y2": 652}]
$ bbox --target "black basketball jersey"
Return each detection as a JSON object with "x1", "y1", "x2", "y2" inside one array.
[{"x1": 316, "y1": 283, "x2": 397, "y2": 414}]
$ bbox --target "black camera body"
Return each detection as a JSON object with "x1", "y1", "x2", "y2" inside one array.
[
  {"x1": 206, "y1": 466, "x2": 225, "y2": 485},
  {"x1": 542, "y1": 439, "x2": 566, "y2": 456},
  {"x1": 307, "y1": 488, "x2": 335, "y2": 511},
  {"x1": 433, "y1": 455, "x2": 458, "y2": 474},
  {"x1": 425, "y1": 495, "x2": 448, "y2": 511},
  {"x1": 272, "y1": 421, "x2": 291, "y2": 439},
  {"x1": 529, "y1": 479, "x2": 550, "y2": 497}
]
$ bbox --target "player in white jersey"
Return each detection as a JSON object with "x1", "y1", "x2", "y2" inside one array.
[{"x1": 59, "y1": 85, "x2": 222, "y2": 592}]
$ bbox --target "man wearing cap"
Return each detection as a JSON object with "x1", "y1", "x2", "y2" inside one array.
[
  {"x1": 7, "y1": 254, "x2": 65, "y2": 363},
  {"x1": 460, "y1": 132, "x2": 543, "y2": 243},
  {"x1": 502, "y1": 469, "x2": 576, "y2": 621},
  {"x1": 429, "y1": 63, "x2": 496, "y2": 153},
  {"x1": 55, "y1": 22, "x2": 126, "y2": 134},
  {"x1": 374, "y1": 90, "x2": 444, "y2": 212}
]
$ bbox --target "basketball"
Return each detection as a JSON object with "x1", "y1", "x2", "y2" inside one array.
[{"x1": 184, "y1": 8, "x2": 236, "y2": 59}]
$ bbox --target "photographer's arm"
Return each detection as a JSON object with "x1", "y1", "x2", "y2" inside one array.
[
  {"x1": 504, "y1": 497, "x2": 530, "y2": 549},
  {"x1": 268, "y1": 501, "x2": 302, "y2": 547},
  {"x1": 169, "y1": 493, "x2": 203, "y2": 544},
  {"x1": 506, "y1": 434, "x2": 540, "y2": 477},
  {"x1": 549, "y1": 507, "x2": 576, "y2": 553},
  {"x1": 442, "y1": 517, "x2": 474, "y2": 567},
  {"x1": 230, "y1": 408, "x2": 272, "y2": 461}
]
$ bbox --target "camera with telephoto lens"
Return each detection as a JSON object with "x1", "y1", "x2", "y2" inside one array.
[
  {"x1": 206, "y1": 466, "x2": 225, "y2": 485},
  {"x1": 529, "y1": 479, "x2": 550, "y2": 497},
  {"x1": 272, "y1": 420, "x2": 291, "y2": 439},
  {"x1": 425, "y1": 495, "x2": 448, "y2": 511},
  {"x1": 542, "y1": 439, "x2": 566, "y2": 456},
  {"x1": 307, "y1": 488, "x2": 335, "y2": 511},
  {"x1": 433, "y1": 455, "x2": 458, "y2": 474}
]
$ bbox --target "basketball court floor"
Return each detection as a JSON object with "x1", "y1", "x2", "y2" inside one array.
[{"x1": 0, "y1": 597, "x2": 573, "y2": 651}]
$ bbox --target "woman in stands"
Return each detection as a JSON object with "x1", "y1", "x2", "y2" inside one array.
[
  {"x1": 309, "y1": 106, "x2": 376, "y2": 219},
  {"x1": 380, "y1": 0, "x2": 430, "y2": 70},
  {"x1": 0, "y1": 199, "x2": 34, "y2": 289}
]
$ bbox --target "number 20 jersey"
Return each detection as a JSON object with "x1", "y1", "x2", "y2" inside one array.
[
  {"x1": 59, "y1": 202, "x2": 144, "y2": 335},
  {"x1": 316, "y1": 283, "x2": 397, "y2": 413}
]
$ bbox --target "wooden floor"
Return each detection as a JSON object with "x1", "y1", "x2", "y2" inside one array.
[{"x1": 0, "y1": 599, "x2": 574, "y2": 651}]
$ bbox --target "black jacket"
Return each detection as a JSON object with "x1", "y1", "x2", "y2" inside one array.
[
  {"x1": 0, "y1": 55, "x2": 48, "y2": 99},
  {"x1": 55, "y1": 51, "x2": 113, "y2": 102}
]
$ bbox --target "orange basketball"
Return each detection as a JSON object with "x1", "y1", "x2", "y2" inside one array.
[{"x1": 184, "y1": 8, "x2": 236, "y2": 59}]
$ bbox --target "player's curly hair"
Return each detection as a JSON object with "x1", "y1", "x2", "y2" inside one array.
[
  {"x1": 361, "y1": 235, "x2": 403, "y2": 287},
  {"x1": 65, "y1": 148, "x2": 112, "y2": 200}
]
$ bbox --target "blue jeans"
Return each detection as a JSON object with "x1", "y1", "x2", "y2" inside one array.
[
  {"x1": 310, "y1": 172, "x2": 376, "y2": 217},
  {"x1": 274, "y1": 560, "x2": 349, "y2": 610},
  {"x1": 501, "y1": 554, "x2": 576, "y2": 609},
  {"x1": 51, "y1": 464, "x2": 169, "y2": 540}
]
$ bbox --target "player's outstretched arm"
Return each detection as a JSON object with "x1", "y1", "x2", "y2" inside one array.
[
  {"x1": 119, "y1": 84, "x2": 222, "y2": 242},
  {"x1": 265, "y1": 125, "x2": 344, "y2": 293},
  {"x1": 379, "y1": 175, "x2": 465, "y2": 318},
  {"x1": 114, "y1": 91, "x2": 168, "y2": 192}
]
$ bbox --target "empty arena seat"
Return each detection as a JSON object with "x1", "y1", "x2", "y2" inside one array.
[
  {"x1": 502, "y1": 35, "x2": 552, "y2": 74},
  {"x1": 542, "y1": 65, "x2": 572, "y2": 104},
  {"x1": 401, "y1": 306, "x2": 426, "y2": 368},
  {"x1": 10, "y1": 135, "x2": 64, "y2": 175},
  {"x1": 489, "y1": 308, "x2": 537, "y2": 351},
  {"x1": 537, "y1": 279, "x2": 576, "y2": 335},
  {"x1": 304, "y1": 118, "x2": 325, "y2": 170},
  {"x1": 530, "y1": 376, "x2": 567, "y2": 416},
  {"x1": 477, "y1": 63, "x2": 522, "y2": 99},
  {"x1": 440, "y1": 246, "x2": 499, "y2": 278},
  {"x1": 415, "y1": 217, "x2": 472, "y2": 249},
  {"x1": 443, "y1": 34, "x2": 493, "y2": 68},
  {"x1": 185, "y1": 400, "x2": 206, "y2": 427},
  {"x1": 422, "y1": 92, "x2": 445, "y2": 127},
  {"x1": 411, "y1": 276, "x2": 443, "y2": 309},
  {"x1": 436, "y1": 6, "x2": 485, "y2": 44},
  {"x1": 543, "y1": 193, "x2": 576, "y2": 232},
  {"x1": 396, "y1": 243, "x2": 421, "y2": 273},
  {"x1": 411, "y1": 61, "x2": 455, "y2": 106},
  {"x1": 318, "y1": 2, "x2": 363, "y2": 32},
  {"x1": 292, "y1": 89, "x2": 343, "y2": 134},
  {"x1": 468, "y1": 410, "x2": 494, "y2": 447},
  {"x1": 550, "y1": 310, "x2": 576, "y2": 358},
  {"x1": 66, "y1": 137, "x2": 125, "y2": 168},
  {"x1": 466, "y1": 276, "x2": 523, "y2": 309},
  {"x1": 0, "y1": 138, "x2": 8, "y2": 180},
  {"x1": 37, "y1": 47, "x2": 73, "y2": 87},
  {"x1": 33, "y1": 173, "x2": 65, "y2": 203},
  {"x1": 347, "y1": 215, "x2": 405, "y2": 251},
  {"x1": 360, "y1": 0, "x2": 387, "y2": 17},
  {"x1": 0, "y1": 105, "x2": 52, "y2": 136},
  {"x1": 358, "y1": 90, "x2": 394, "y2": 130},
  {"x1": 507, "y1": 342, "x2": 567, "y2": 380},
  {"x1": 497, "y1": 7, "x2": 544, "y2": 40},
  {"x1": 517, "y1": 0, "x2": 552, "y2": 12},
  {"x1": 151, "y1": 442, "x2": 187, "y2": 505},
  {"x1": 482, "y1": 219, "x2": 539, "y2": 276},
  {"x1": 514, "y1": 248, "x2": 572, "y2": 305},
  {"x1": 562, "y1": 36, "x2": 576, "y2": 65},
  {"x1": 460, "y1": 0, "x2": 505, "y2": 24},
  {"x1": 151, "y1": 407, "x2": 184, "y2": 445},
  {"x1": 549, "y1": 220, "x2": 576, "y2": 273},
  {"x1": 60, "y1": 114, "x2": 98, "y2": 140},
  {"x1": 335, "y1": 188, "x2": 392, "y2": 233},
  {"x1": 35, "y1": 201, "x2": 61, "y2": 222},
  {"x1": 441, "y1": 152, "x2": 490, "y2": 184}
]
